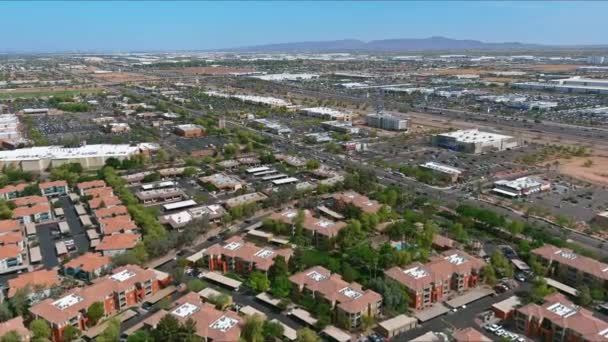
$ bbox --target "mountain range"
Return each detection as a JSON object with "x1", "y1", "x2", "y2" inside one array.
[{"x1": 224, "y1": 36, "x2": 604, "y2": 53}]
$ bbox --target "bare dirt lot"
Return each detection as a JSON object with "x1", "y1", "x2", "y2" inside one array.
[
  {"x1": 166, "y1": 67, "x2": 255, "y2": 75},
  {"x1": 559, "y1": 156, "x2": 608, "y2": 186},
  {"x1": 523, "y1": 64, "x2": 584, "y2": 72},
  {"x1": 421, "y1": 68, "x2": 492, "y2": 76},
  {"x1": 91, "y1": 72, "x2": 156, "y2": 82}
]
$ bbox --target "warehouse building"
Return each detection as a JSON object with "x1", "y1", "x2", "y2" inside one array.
[
  {"x1": 0, "y1": 144, "x2": 151, "y2": 172},
  {"x1": 432, "y1": 129, "x2": 519, "y2": 154},
  {"x1": 364, "y1": 113, "x2": 408, "y2": 131},
  {"x1": 514, "y1": 77, "x2": 608, "y2": 94},
  {"x1": 174, "y1": 124, "x2": 204, "y2": 137}
]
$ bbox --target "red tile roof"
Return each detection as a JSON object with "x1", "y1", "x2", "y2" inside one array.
[
  {"x1": 0, "y1": 183, "x2": 27, "y2": 195},
  {"x1": 7, "y1": 269, "x2": 60, "y2": 297},
  {"x1": 333, "y1": 191, "x2": 382, "y2": 214},
  {"x1": 94, "y1": 205, "x2": 129, "y2": 219},
  {"x1": 99, "y1": 216, "x2": 138, "y2": 235},
  {"x1": 39, "y1": 180, "x2": 68, "y2": 189},
  {"x1": 0, "y1": 316, "x2": 30, "y2": 340},
  {"x1": 85, "y1": 187, "x2": 114, "y2": 198},
  {"x1": 64, "y1": 252, "x2": 111, "y2": 273},
  {"x1": 95, "y1": 233, "x2": 139, "y2": 251},
  {"x1": 532, "y1": 244, "x2": 608, "y2": 282},
  {"x1": 0, "y1": 245, "x2": 21, "y2": 259},
  {"x1": 204, "y1": 235, "x2": 292, "y2": 271},
  {"x1": 12, "y1": 195, "x2": 48, "y2": 207},
  {"x1": 452, "y1": 328, "x2": 492, "y2": 342},
  {"x1": 12, "y1": 203, "x2": 51, "y2": 218},
  {"x1": 88, "y1": 196, "x2": 122, "y2": 210},
  {"x1": 0, "y1": 220, "x2": 21, "y2": 234},
  {"x1": 77, "y1": 180, "x2": 106, "y2": 191}
]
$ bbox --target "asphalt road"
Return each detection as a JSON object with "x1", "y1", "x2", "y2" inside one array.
[
  {"x1": 36, "y1": 222, "x2": 59, "y2": 269},
  {"x1": 58, "y1": 196, "x2": 90, "y2": 253}
]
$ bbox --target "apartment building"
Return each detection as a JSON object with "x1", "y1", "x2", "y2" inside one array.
[
  {"x1": 88, "y1": 196, "x2": 122, "y2": 210},
  {"x1": 269, "y1": 209, "x2": 347, "y2": 247},
  {"x1": 93, "y1": 205, "x2": 129, "y2": 220},
  {"x1": 98, "y1": 216, "x2": 138, "y2": 235},
  {"x1": 62, "y1": 253, "x2": 112, "y2": 282},
  {"x1": 531, "y1": 244, "x2": 608, "y2": 289},
  {"x1": 385, "y1": 250, "x2": 485, "y2": 310},
  {"x1": 6, "y1": 269, "x2": 60, "y2": 303},
  {"x1": 142, "y1": 292, "x2": 242, "y2": 341},
  {"x1": 515, "y1": 293, "x2": 608, "y2": 342},
  {"x1": 12, "y1": 202, "x2": 52, "y2": 224},
  {"x1": 0, "y1": 184, "x2": 27, "y2": 201},
  {"x1": 39, "y1": 180, "x2": 68, "y2": 198},
  {"x1": 30, "y1": 265, "x2": 162, "y2": 342},
  {"x1": 76, "y1": 180, "x2": 107, "y2": 196},
  {"x1": 364, "y1": 113, "x2": 408, "y2": 131},
  {"x1": 333, "y1": 191, "x2": 382, "y2": 214},
  {"x1": 95, "y1": 233, "x2": 140, "y2": 256},
  {"x1": 203, "y1": 236, "x2": 292, "y2": 274},
  {"x1": 289, "y1": 266, "x2": 382, "y2": 330},
  {"x1": 84, "y1": 187, "x2": 114, "y2": 198}
]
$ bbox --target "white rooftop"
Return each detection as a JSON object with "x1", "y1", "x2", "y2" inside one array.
[
  {"x1": 307, "y1": 270, "x2": 328, "y2": 282},
  {"x1": 53, "y1": 294, "x2": 83, "y2": 310},
  {"x1": 547, "y1": 302, "x2": 579, "y2": 318},
  {"x1": 445, "y1": 253, "x2": 467, "y2": 265},
  {"x1": 339, "y1": 287, "x2": 363, "y2": 299},
  {"x1": 0, "y1": 144, "x2": 144, "y2": 161},
  {"x1": 209, "y1": 315, "x2": 239, "y2": 332},
  {"x1": 403, "y1": 266, "x2": 429, "y2": 279},
  {"x1": 110, "y1": 269, "x2": 136, "y2": 282},
  {"x1": 224, "y1": 241, "x2": 243, "y2": 251},
  {"x1": 421, "y1": 162, "x2": 463, "y2": 175},
  {"x1": 172, "y1": 302, "x2": 200, "y2": 318},
  {"x1": 254, "y1": 249, "x2": 275, "y2": 259},
  {"x1": 438, "y1": 129, "x2": 513, "y2": 144},
  {"x1": 495, "y1": 176, "x2": 544, "y2": 191}
]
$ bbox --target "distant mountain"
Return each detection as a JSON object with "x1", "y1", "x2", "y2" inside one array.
[{"x1": 224, "y1": 36, "x2": 548, "y2": 52}]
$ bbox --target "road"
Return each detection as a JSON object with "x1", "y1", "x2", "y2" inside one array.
[
  {"x1": 36, "y1": 222, "x2": 59, "y2": 269},
  {"x1": 58, "y1": 196, "x2": 89, "y2": 253}
]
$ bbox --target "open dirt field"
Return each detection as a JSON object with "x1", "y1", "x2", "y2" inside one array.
[
  {"x1": 91, "y1": 72, "x2": 155, "y2": 82},
  {"x1": 523, "y1": 64, "x2": 584, "y2": 72},
  {"x1": 421, "y1": 68, "x2": 492, "y2": 76},
  {"x1": 558, "y1": 157, "x2": 608, "y2": 186},
  {"x1": 166, "y1": 67, "x2": 255, "y2": 75}
]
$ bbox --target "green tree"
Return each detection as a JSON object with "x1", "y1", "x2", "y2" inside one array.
[
  {"x1": 29, "y1": 319, "x2": 51, "y2": 341},
  {"x1": 127, "y1": 330, "x2": 153, "y2": 342},
  {"x1": 528, "y1": 278, "x2": 555, "y2": 304},
  {"x1": 87, "y1": 302, "x2": 105, "y2": 326},
  {"x1": 296, "y1": 328, "x2": 320, "y2": 342},
  {"x1": 0, "y1": 302, "x2": 13, "y2": 322},
  {"x1": 209, "y1": 294, "x2": 231, "y2": 310},
  {"x1": 0, "y1": 331, "x2": 22, "y2": 342},
  {"x1": 262, "y1": 320, "x2": 284, "y2": 340},
  {"x1": 305, "y1": 159, "x2": 320, "y2": 170},
  {"x1": 96, "y1": 318, "x2": 120, "y2": 342},
  {"x1": 152, "y1": 314, "x2": 181, "y2": 342},
  {"x1": 269, "y1": 275, "x2": 292, "y2": 299},
  {"x1": 247, "y1": 271, "x2": 270, "y2": 293},
  {"x1": 8, "y1": 288, "x2": 29, "y2": 317},
  {"x1": 186, "y1": 279, "x2": 206, "y2": 293},
  {"x1": 62, "y1": 325, "x2": 80, "y2": 342},
  {"x1": 484, "y1": 264, "x2": 498, "y2": 286},
  {"x1": 577, "y1": 285, "x2": 593, "y2": 306},
  {"x1": 241, "y1": 314, "x2": 264, "y2": 342}
]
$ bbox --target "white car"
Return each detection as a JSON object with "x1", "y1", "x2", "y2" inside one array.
[
  {"x1": 495, "y1": 329, "x2": 506, "y2": 337},
  {"x1": 485, "y1": 324, "x2": 500, "y2": 332}
]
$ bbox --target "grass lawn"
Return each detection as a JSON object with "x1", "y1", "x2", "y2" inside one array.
[{"x1": 0, "y1": 88, "x2": 103, "y2": 100}]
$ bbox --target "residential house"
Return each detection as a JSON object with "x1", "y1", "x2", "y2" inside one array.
[
  {"x1": 95, "y1": 233, "x2": 140, "y2": 256},
  {"x1": 62, "y1": 253, "x2": 111, "y2": 282},
  {"x1": 39, "y1": 180, "x2": 68, "y2": 197}
]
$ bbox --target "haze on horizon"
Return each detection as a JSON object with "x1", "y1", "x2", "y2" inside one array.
[{"x1": 2, "y1": 1, "x2": 607, "y2": 52}]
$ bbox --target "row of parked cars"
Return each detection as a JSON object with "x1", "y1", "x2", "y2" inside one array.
[{"x1": 485, "y1": 324, "x2": 525, "y2": 342}]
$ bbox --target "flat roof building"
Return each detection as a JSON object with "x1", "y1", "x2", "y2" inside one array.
[
  {"x1": 200, "y1": 173, "x2": 244, "y2": 191},
  {"x1": 493, "y1": 176, "x2": 551, "y2": 197},
  {"x1": 224, "y1": 192, "x2": 267, "y2": 209},
  {"x1": 432, "y1": 129, "x2": 519, "y2": 154},
  {"x1": 321, "y1": 120, "x2": 360, "y2": 134},
  {"x1": 300, "y1": 107, "x2": 352, "y2": 121},
  {"x1": 0, "y1": 144, "x2": 149, "y2": 172},
  {"x1": 174, "y1": 124, "x2": 204, "y2": 137},
  {"x1": 365, "y1": 113, "x2": 408, "y2": 131}
]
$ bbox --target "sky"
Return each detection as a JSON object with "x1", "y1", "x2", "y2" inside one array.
[{"x1": 1, "y1": 1, "x2": 607, "y2": 52}]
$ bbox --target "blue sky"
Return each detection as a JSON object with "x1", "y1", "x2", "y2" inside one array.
[{"x1": 2, "y1": 1, "x2": 607, "y2": 52}]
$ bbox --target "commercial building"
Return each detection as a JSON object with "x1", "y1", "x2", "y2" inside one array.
[
  {"x1": 199, "y1": 173, "x2": 244, "y2": 192},
  {"x1": 515, "y1": 292, "x2": 608, "y2": 342},
  {"x1": 493, "y1": 176, "x2": 551, "y2": 198},
  {"x1": 135, "y1": 188, "x2": 185, "y2": 205},
  {"x1": 333, "y1": 191, "x2": 382, "y2": 214},
  {"x1": 289, "y1": 266, "x2": 382, "y2": 330},
  {"x1": 385, "y1": 250, "x2": 485, "y2": 310},
  {"x1": 159, "y1": 204, "x2": 226, "y2": 229},
  {"x1": 432, "y1": 129, "x2": 519, "y2": 154},
  {"x1": 251, "y1": 119, "x2": 292, "y2": 135},
  {"x1": 300, "y1": 107, "x2": 352, "y2": 121},
  {"x1": 203, "y1": 235, "x2": 292, "y2": 274},
  {"x1": 39, "y1": 180, "x2": 68, "y2": 197},
  {"x1": 30, "y1": 265, "x2": 163, "y2": 342},
  {"x1": 204, "y1": 91, "x2": 295, "y2": 108},
  {"x1": 531, "y1": 244, "x2": 608, "y2": 289},
  {"x1": 224, "y1": 192, "x2": 267, "y2": 209},
  {"x1": 420, "y1": 162, "x2": 464, "y2": 183},
  {"x1": 321, "y1": 121, "x2": 360, "y2": 134},
  {"x1": 514, "y1": 77, "x2": 608, "y2": 94},
  {"x1": 364, "y1": 113, "x2": 408, "y2": 131},
  {"x1": 141, "y1": 291, "x2": 242, "y2": 341},
  {"x1": 174, "y1": 124, "x2": 204, "y2": 137},
  {"x1": 0, "y1": 144, "x2": 150, "y2": 172}
]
